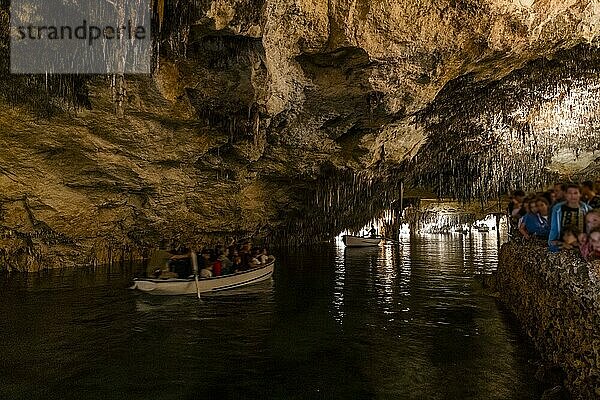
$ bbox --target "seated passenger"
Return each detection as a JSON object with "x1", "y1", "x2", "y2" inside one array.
[
  {"x1": 232, "y1": 255, "x2": 245, "y2": 272},
  {"x1": 219, "y1": 248, "x2": 234, "y2": 275},
  {"x1": 239, "y1": 241, "x2": 252, "y2": 254},
  {"x1": 258, "y1": 248, "x2": 269, "y2": 264},
  {"x1": 198, "y1": 250, "x2": 212, "y2": 270},
  {"x1": 249, "y1": 249, "x2": 262, "y2": 268},
  {"x1": 168, "y1": 247, "x2": 192, "y2": 278},
  {"x1": 240, "y1": 251, "x2": 253, "y2": 270},
  {"x1": 155, "y1": 267, "x2": 178, "y2": 279},
  {"x1": 200, "y1": 265, "x2": 213, "y2": 278},
  {"x1": 212, "y1": 258, "x2": 222, "y2": 277},
  {"x1": 368, "y1": 225, "x2": 377, "y2": 238}
]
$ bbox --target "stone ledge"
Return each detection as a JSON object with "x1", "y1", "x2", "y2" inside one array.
[{"x1": 496, "y1": 241, "x2": 600, "y2": 400}]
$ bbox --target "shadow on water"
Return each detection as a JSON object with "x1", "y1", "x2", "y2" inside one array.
[{"x1": 0, "y1": 233, "x2": 542, "y2": 400}]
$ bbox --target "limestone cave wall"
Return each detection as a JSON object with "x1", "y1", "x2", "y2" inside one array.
[{"x1": 1, "y1": 1, "x2": 600, "y2": 269}]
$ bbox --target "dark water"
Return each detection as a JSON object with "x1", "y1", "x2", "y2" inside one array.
[{"x1": 0, "y1": 233, "x2": 541, "y2": 400}]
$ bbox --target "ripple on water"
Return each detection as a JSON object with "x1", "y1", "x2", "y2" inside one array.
[{"x1": 0, "y1": 234, "x2": 540, "y2": 399}]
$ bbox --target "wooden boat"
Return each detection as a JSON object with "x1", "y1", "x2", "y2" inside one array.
[
  {"x1": 342, "y1": 235, "x2": 382, "y2": 247},
  {"x1": 130, "y1": 257, "x2": 275, "y2": 295}
]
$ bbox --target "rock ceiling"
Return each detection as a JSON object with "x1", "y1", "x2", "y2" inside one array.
[{"x1": 1, "y1": 0, "x2": 600, "y2": 269}]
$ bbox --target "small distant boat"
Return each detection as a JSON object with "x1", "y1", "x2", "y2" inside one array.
[
  {"x1": 342, "y1": 235, "x2": 382, "y2": 247},
  {"x1": 130, "y1": 257, "x2": 275, "y2": 295},
  {"x1": 476, "y1": 225, "x2": 490, "y2": 233}
]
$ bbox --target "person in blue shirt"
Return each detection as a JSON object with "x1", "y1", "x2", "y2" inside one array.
[
  {"x1": 520, "y1": 197, "x2": 550, "y2": 239},
  {"x1": 548, "y1": 184, "x2": 592, "y2": 252}
]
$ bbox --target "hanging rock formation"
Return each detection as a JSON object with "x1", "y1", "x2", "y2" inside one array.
[{"x1": 0, "y1": 0, "x2": 600, "y2": 270}]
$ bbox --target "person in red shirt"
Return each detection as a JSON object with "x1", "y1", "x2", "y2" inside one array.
[{"x1": 212, "y1": 258, "x2": 222, "y2": 276}]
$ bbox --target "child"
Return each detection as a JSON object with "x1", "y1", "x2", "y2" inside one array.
[
  {"x1": 586, "y1": 228, "x2": 600, "y2": 261},
  {"x1": 560, "y1": 227, "x2": 580, "y2": 251},
  {"x1": 585, "y1": 210, "x2": 600, "y2": 232}
]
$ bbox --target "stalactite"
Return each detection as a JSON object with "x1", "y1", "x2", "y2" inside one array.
[
  {"x1": 157, "y1": 0, "x2": 165, "y2": 31},
  {"x1": 406, "y1": 44, "x2": 600, "y2": 202}
]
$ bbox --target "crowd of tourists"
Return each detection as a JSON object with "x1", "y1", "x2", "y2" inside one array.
[
  {"x1": 152, "y1": 241, "x2": 271, "y2": 279},
  {"x1": 508, "y1": 181, "x2": 600, "y2": 260}
]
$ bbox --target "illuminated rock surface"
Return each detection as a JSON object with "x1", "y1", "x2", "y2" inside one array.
[{"x1": 0, "y1": 1, "x2": 599, "y2": 269}]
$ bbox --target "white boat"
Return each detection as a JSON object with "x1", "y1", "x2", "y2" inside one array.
[
  {"x1": 342, "y1": 235, "x2": 382, "y2": 247},
  {"x1": 130, "y1": 257, "x2": 275, "y2": 295},
  {"x1": 477, "y1": 225, "x2": 490, "y2": 233}
]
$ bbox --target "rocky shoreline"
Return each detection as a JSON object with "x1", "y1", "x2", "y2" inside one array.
[{"x1": 495, "y1": 241, "x2": 600, "y2": 400}]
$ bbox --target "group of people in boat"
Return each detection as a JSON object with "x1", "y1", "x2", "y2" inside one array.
[
  {"x1": 508, "y1": 181, "x2": 600, "y2": 260},
  {"x1": 151, "y1": 241, "x2": 271, "y2": 279}
]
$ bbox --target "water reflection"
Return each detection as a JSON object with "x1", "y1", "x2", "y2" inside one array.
[
  {"x1": 327, "y1": 233, "x2": 540, "y2": 399},
  {"x1": 0, "y1": 235, "x2": 540, "y2": 400}
]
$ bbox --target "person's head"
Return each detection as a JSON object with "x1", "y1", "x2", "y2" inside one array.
[
  {"x1": 585, "y1": 210, "x2": 600, "y2": 233},
  {"x1": 519, "y1": 197, "x2": 529, "y2": 213},
  {"x1": 234, "y1": 255, "x2": 242, "y2": 264},
  {"x1": 582, "y1": 181, "x2": 596, "y2": 197},
  {"x1": 201, "y1": 249, "x2": 211, "y2": 259},
  {"x1": 546, "y1": 189, "x2": 556, "y2": 204},
  {"x1": 528, "y1": 198, "x2": 538, "y2": 214},
  {"x1": 513, "y1": 190, "x2": 525, "y2": 202},
  {"x1": 589, "y1": 228, "x2": 600, "y2": 251},
  {"x1": 565, "y1": 184, "x2": 581, "y2": 206},
  {"x1": 554, "y1": 183, "x2": 567, "y2": 201},
  {"x1": 535, "y1": 197, "x2": 549, "y2": 216},
  {"x1": 261, "y1": 247, "x2": 268, "y2": 255},
  {"x1": 561, "y1": 227, "x2": 580, "y2": 245},
  {"x1": 177, "y1": 246, "x2": 189, "y2": 255}
]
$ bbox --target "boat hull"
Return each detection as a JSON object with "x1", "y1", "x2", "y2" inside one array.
[
  {"x1": 131, "y1": 258, "x2": 275, "y2": 295},
  {"x1": 342, "y1": 235, "x2": 382, "y2": 247}
]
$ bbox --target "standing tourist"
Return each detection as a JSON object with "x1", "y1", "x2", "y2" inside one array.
[
  {"x1": 582, "y1": 181, "x2": 600, "y2": 209},
  {"x1": 548, "y1": 184, "x2": 592, "y2": 252}
]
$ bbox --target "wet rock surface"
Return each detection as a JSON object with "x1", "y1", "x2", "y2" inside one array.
[
  {"x1": 1, "y1": 1, "x2": 600, "y2": 269},
  {"x1": 496, "y1": 241, "x2": 600, "y2": 400}
]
